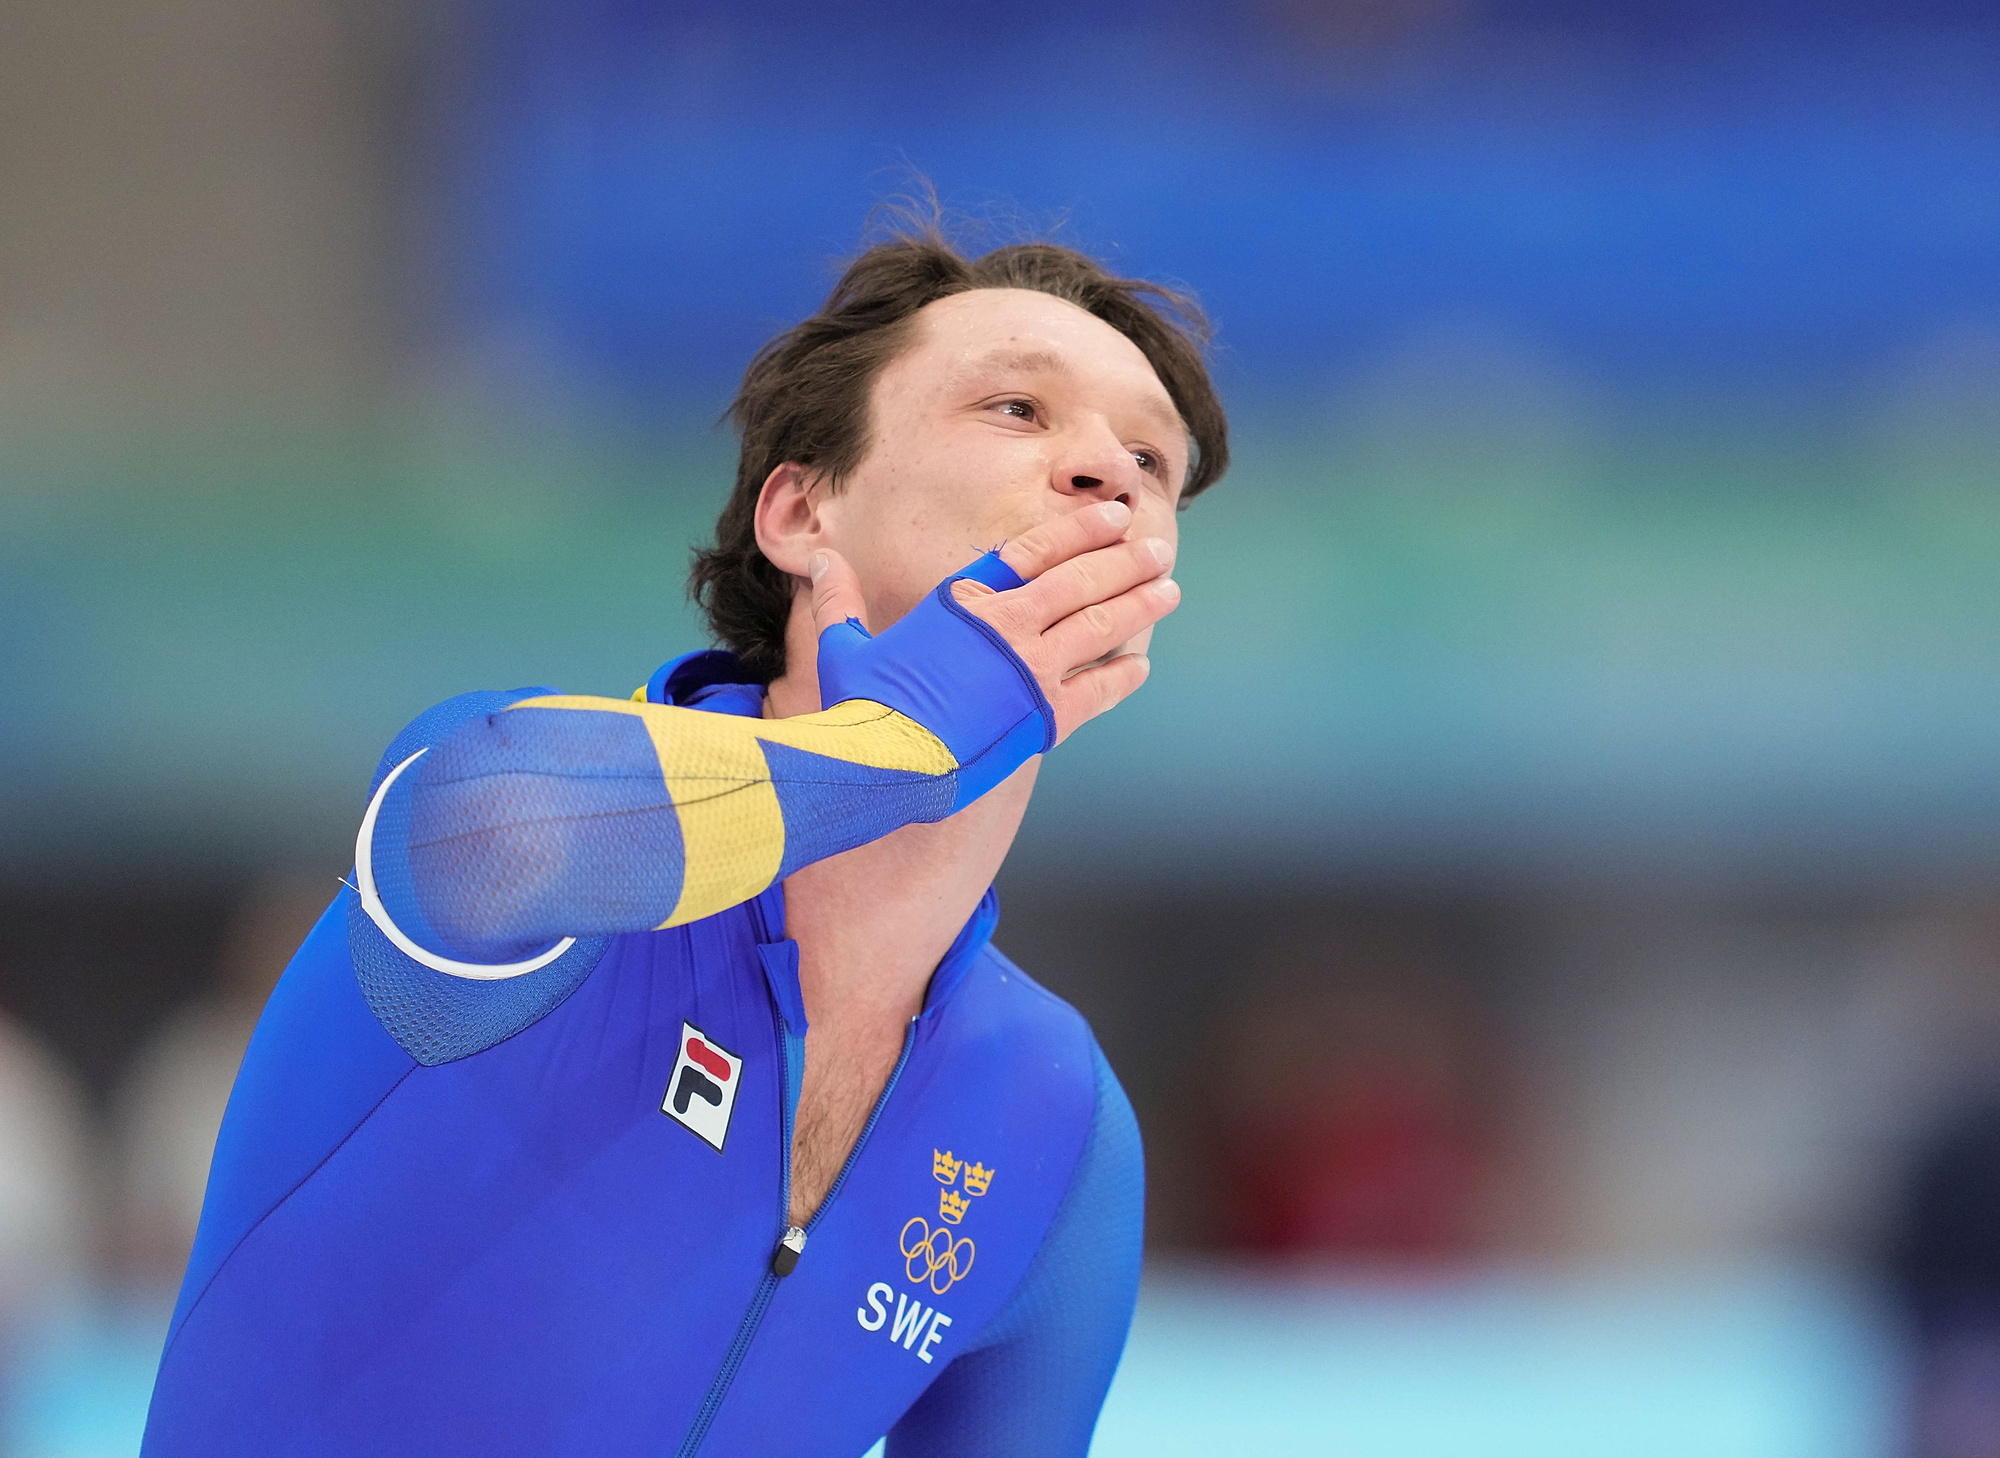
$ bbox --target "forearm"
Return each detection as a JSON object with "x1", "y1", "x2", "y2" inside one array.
[{"x1": 403, "y1": 695, "x2": 961, "y2": 960}]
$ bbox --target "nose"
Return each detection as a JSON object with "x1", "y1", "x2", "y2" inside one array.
[
  {"x1": 1064, "y1": 473, "x2": 1126, "y2": 506},
  {"x1": 1053, "y1": 428, "x2": 1143, "y2": 508}
]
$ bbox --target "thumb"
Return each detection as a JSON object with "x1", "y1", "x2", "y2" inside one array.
[{"x1": 808, "y1": 549, "x2": 870, "y2": 638}]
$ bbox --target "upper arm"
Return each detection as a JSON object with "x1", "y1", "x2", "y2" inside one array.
[{"x1": 885, "y1": 1043, "x2": 1145, "y2": 1458}]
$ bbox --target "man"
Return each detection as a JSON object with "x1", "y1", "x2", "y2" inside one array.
[{"x1": 143, "y1": 226, "x2": 1229, "y2": 1456}]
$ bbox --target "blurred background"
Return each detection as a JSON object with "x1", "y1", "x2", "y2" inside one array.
[{"x1": 2, "y1": 0, "x2": 1998, "y2": 1451}]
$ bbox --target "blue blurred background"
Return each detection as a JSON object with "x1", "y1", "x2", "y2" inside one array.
[{"x1": 3, "y1": 0, "x2": 1999, "y2": 1451}]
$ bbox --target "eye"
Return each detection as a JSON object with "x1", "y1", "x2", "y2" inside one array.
[
  {"x1": 1133, "y1": 448, "x2": 1163, "y2": 477},
  {"x1": 995, "y1": 398, "x2": 1039, "y2": 423}
]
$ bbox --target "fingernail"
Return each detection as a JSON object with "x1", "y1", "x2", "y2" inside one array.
[
  {"x1": 809, "y1": 552, "x2": 828, "y2": 583},
  {"x1": 1153, "y1": 577, "x2": 1180, "y2": 602},
  {"x1": 1096, "y1": 500, "x2": 1129, "y2": 524},
  {"x1": 1144, "y1": 537, "x2": 1173, "y2": 566}
]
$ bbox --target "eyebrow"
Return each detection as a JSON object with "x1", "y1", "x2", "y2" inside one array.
[
  {"x1": 964, "y1": 346, "x2": 1071, "y2": 378},
  {"x1": 959, "y1": 346, "x2": 1188, "y2": 443}
]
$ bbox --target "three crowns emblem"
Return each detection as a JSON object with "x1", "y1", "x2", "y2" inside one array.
[
  {"x1": 932, "y1": 1149, "x2": 994, "y2": 1225},
  {"x1": 901, "y1": 1150, "x2": 998, "y2": 1297}
]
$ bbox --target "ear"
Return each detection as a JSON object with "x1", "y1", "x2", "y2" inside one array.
[{"x1": 752, "y1": 462, "x2": 827, "y2": 581}]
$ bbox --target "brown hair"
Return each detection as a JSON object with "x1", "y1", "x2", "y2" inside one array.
[{"x1": 688, "y1": 222, "x2": 1230, "y2": 682}]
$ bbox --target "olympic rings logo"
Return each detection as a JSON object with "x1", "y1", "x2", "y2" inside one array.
[{"x1": 900, "y1": 1216, "x2": 975, "y2": 1294}]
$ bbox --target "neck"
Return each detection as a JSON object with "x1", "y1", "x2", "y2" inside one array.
[{"x1": 763, "y1": 626, "x2": 1037, "y2": 1031}]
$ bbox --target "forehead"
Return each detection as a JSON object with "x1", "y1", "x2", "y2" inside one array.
[{"x1": 892, "y1": 288, "x2": 1185, "y2": 436}]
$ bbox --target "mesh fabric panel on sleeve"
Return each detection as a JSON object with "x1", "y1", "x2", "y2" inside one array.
[
  {"x1": 407, "y1": 706, "x2": 687, "y2": 960},
  {"x1": 347, "y1": 891, "x2": 610, "y2": 1067},
  {"x1": 351, "y1": 688, "x2": 615, "y2": 1065}
]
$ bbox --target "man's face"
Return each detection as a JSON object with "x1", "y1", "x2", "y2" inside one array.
[{"x1": 813, "y1": 288, "x2": 1189, "y2": 647}]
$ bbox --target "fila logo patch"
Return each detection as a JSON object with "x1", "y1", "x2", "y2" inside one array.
[{"x1": 662, "y1": 1022, "x2": 742, "y2": 1151}]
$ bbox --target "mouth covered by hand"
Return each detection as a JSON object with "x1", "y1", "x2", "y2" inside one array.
[{"x1": 808, "y1": 498, "x2": 1179, "y2": 751}]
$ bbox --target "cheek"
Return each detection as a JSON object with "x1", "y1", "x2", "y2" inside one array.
[
  {"x1": 850, "y1": 510, "x2": 973, "y2": 629},
  {"x1": 831, "y1": 435, "x2": 1063, "y2": 622},
  {"x1": 826, "y1": 485, "x2": 946, "y2": 621},
  {"x1": 860, "y1": 562, "x2": 937, "y2": 633},
  {"x1": 1131, "y1": 498, "x2": 1180, "y2": 556},
  {"x1": 1123, "y1": 502, "x2": 1177, "y2": 657}
]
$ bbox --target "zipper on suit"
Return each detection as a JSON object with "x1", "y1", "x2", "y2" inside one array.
[{"x1": 674, "y1": 907, "x2": 919, "y2": 1457}]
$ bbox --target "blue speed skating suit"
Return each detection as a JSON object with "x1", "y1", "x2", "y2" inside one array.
[{"x1": 143, "y1": 552, "x2": 1144, "y2": 1456}]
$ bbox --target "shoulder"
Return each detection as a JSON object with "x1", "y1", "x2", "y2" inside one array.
[
  {"x1": 960, "y1": 942, "x2": 1088, "y2": 1036},
  {"x1": 960, "y1": 944, "x2": 1143, "y2": 1226},
  {"x1": 948, "y1": 944, "x2": 1098, "y2": 1087},
  {"x1": 942, "y1": 944, "x2": 1136, "y2": 1191}
]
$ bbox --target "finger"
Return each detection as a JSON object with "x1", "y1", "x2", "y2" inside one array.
[
  {"x1": 808, "y1": 549, "x2": 870, "y2": 636},
  {"x1": 1020, "y1": 535, "x2": 1174, "y2": 629},
  {"x1": 997, "y1": 499, "x2": 1132, "y2": 582},
  {"x1": 949, "y1": 576, "x2": 998, "y2": 610},
  {"x1": 1043, "y1": 577, "x2": 1180, "y2": 671},
  {"x1": 1047, "y1": 653, "x2": 1151, "y2": 745}
]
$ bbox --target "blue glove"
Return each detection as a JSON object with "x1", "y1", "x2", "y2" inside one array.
[{"x1": 813, "y1": 550, "x2": 1057, "y2": 812}]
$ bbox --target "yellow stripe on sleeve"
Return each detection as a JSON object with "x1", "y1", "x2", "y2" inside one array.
[
  {"x1": 742, "y1": 698, "x2": 958, "y2": 776},
  {"x1": 507, "y1": 695, "x2": 958, "y2": 927},
  {"x1": 645, "y1": 708, "x2": 785, "y2": 926}
]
